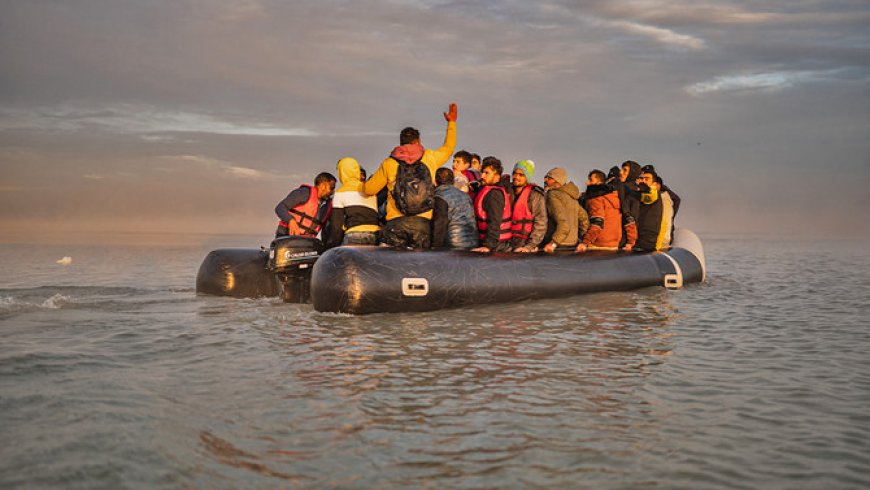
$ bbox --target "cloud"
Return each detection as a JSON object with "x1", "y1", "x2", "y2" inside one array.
[
  {"x1": 0, "y1": 104, "x2": 318, "y2": 137},
  {"x1": 685, "y1": 70, "x2": 845, "y2": 96},
  {"x1": 168, "y1": 155, "x2": 273, "y2": 180},
  {"x1": 607, "y1": 19, "x2": 706, "y2": 50}
]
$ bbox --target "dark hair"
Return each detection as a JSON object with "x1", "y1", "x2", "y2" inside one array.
[
  {"x1": 400, "y1": 127, "x2": 420, "y2": 145},
  {"x1": 471, "y1": 153, "x2": 481, "y2": 163},
  {"x1": 621, "y1": 160, "x2": 638, "y2": 169},
  {"x1": 435, "y1": 167, "x2": 454, "y2": 186},
  {"x1": 314, "y1": 172, "x2": 336, "y2": 186},
  {"x1": 588, "y1": 169, "x2": 606, "y2": 183},
  {"x1": 654, "y1": 175, "x2": 663, "y2": 186},
  {"x1": 359, "y1": 167, "x2": 367, "y2": 180},
  {"x1": 481, "y1": 156, "x2": 503, "y2": 175},
  {"x1": 641, "y1": 164, "x2": 656, "y2": 174},
  {"x1": 453, "y1": 150, "x2": 472, "y2": 165}
]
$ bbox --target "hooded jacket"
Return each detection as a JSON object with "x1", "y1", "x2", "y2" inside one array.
[
  {"x1": 326, "y1": 158, "x2": 379, "y2": 247},
  {"x1": 613, "y1": 162, "x2": 641, "y2": 249},
  {"x1": 432, "y1": 184, "x2": 478, "y2": 249},
  {"x1": 545, "y1": 182, "x2": 589, "y2": 247},
  {"x1": 581, "y1": 184, "x2": 622, "y2": 248},
  {"x1": 634, "y1": 184, "x2": 666, "y2": 252},
  {"x1": 363, "y1": 121, "x2": 456, "y2": 221}
]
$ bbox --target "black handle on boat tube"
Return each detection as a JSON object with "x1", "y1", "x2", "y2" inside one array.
[{"x1": 310, "y1": 246, "x2": 703, "y2": 315}]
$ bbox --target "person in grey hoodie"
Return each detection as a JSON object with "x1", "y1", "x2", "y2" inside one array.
[
  {"x1": 431, "y1": 168, "x2": 478, "y2": 250},
  {"x1": 541, "y1": 167, "x2": 589, "y2": 253}
]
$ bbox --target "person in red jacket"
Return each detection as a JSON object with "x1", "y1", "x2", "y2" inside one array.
[
  {"x1": 576, "y1": 169, "x2": 622, "y2": 252},
  {"x1": 274, "y1": 172, "x2": 336, "y2": 238}
]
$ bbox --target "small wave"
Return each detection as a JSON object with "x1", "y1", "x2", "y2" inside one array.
[
  {"x1": 0, "y1": 293, "x2": 74, "y2": 312},
  {"x1": 41, "y1": 294, "x2": 72, "y2": 309}
]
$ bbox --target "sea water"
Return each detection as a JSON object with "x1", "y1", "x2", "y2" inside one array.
[{"x1": 1, "y1": 234, "x2": 869, "y2": 489}]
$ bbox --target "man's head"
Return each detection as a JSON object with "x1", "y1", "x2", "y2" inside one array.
[
  {"x1": 587, "y1": 169, "x2": 606, "y2": 186},
  {"x1": 314, "y1": 172, "x2": 337, "y2": 199},
  {"x1": 544, "y1": 167, "x2": 567, "y2": 190},
  {"x1": 480, "y1": 157, "x2": 503, "y2": 185},
  {"x1": 638, "y1": 169, "x2": 657, "y2": 189},
  {"x1": 653, "y1": 174, "x2": 664, "y2": 190},
  {"x1": 435, "y1": 167, "x2": 454, "y2": 187},
  {"x1": 512, "y1": 160, "x2": 535, "y2": 189},
  {"x1": 453, "y1": 150, "x2": 472, "y2": 173},
  {"x1": 471, "y1": 153, "x2": 482, "y2": 171},
  {"x1": 400, "y1": 127, "x2": 421, "y2": 146},
  {"x1": 359, "y1": 167, "x2": 367, "y2": 181}
]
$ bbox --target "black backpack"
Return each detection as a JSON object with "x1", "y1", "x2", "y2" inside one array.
[{"x1": 392, "y1": 157, "x2": 434, "y2": 215}]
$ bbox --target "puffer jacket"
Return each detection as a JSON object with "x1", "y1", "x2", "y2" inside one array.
[
  {"x1": 545, "y1": 182, "x2": 589, "y2": 247},
  {"x1": 433, "y1": 184, "x2": 478, "y2": 249},
  {"x1": 581, "y1": 184, "x2": 622, "y2": 248}
]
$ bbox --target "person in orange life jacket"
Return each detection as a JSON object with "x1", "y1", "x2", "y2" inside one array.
[
  {"x1": 612, "y1": 160, "x2": 641, "y2": 251},
  {"x1": 324, "y1": 158, "x2": 380, "y2": 247},
  {"x1": 274, "y1": 172, "x2": 336, "y2": 238},
  {"x1": 633, "y1": 168, "x2": 669, "y2": 252},
  {"x1": 541, "y1": 167, "x2": 589, "y2": 253},
  {"x1": 470, "y1": 157, "x2": 513, "y2": 253},
  {"x1": 363, "y1": 103, "x2": 458, "y2": 249},
  {"x1": 576, "y1": 169, "x2": 623, "y2": 252},
  {"x1": 431, "y1": 168, "x2": 478, "y2": 250},
  {"x1": 509, "y1": 160, "x2": 547, "y2": 253}
]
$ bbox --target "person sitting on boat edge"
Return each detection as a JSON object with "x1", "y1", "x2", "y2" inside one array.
[
  {"x1": 509, "y1": 160, "x2": 547, "y2": 253},
  {"x1": 471, "y1": 157, "x2": 513, "y2": 253},
  {"x1": 324, "y1": 157, "x2": 380, "y2": 247},
  {"x1": 274, "y1": 172, "x2": 336, "y2": 239},
  {"x1": 576, "y1": 169, "x2": 622, "y2": 252},
  {"x1": 431, "y1": 168, "x2": 478, "y2": 250},
  {"x1": 633, "y1": 167, "x2": 670, "y2": 252},
  {"x1": 363, "y1": 103, "x2": 458, "y2": 249},
  {"x1": 541, "y1": 167, "x2": 589, "y2": 253}
]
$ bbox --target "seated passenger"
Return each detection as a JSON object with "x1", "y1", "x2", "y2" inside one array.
[
  {"x1": 613, "y1": 160, "x2": 641, "y2": 251},
  {"x1": 470, "y1": 157, "x2": 512, "y2": 253},
  {"x1": 509, "y1": 160, "x2": 547, "y2": 253},
  {"x1": 451, "y1": 150, "x2": 478, "y2": 194},
  {"x1": 274, "y1": 172, "x2": 336, "y2": 239},
  {"x1": 653, "y1": 173, "x2": 675, "y2": 249},
  {"x1": 633, "y1": 167, "x2": 669, "y2": 252},
  {"x1": 541, "y1": 167, "x2": 589, "y2": 253},
  {"x1": 576, "y1": 169, "x2": 622, "y2": 252},
  {"x1": 431, "y1": 168, "x2": 478, "y2": 250},
  {"x1": 325, "y1": 157, "x2": 380, "y2": 247}
]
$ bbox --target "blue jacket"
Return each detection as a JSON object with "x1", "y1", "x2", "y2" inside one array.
[{"x1": 432, "y1": 185, "x2": 478, "y2": 249}]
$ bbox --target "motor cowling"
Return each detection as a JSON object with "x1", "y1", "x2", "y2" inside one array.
[{"x1": 268, "y1": 236, "x2": 324, "y2": 302}]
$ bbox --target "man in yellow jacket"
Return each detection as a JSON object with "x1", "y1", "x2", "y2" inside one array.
[{"x1": 364, "y1": 103, "x2": 458, "y2": 248}]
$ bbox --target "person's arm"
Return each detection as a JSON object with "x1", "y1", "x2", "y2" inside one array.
[
  {"x1": 275, "y1": 186, "x2": 310, "y2": 222},
  {"x1": 363, "y1": 160, "x2": 390, "y2": 197},
  {"x1": 582, "y1": 199, "x2": 604, "y2": 247},
  {"x1": 431, "y1": 196, "x2": 449, "y2": 249},
  {"x1": 428, "y1": 104, "x2": 458, "y2": 167},
  {"x1": 577, "y1": 206, "x2": 589, "y2": 241},
  {"x1": 324, "y1": 205, "x2": 345, "y2": 248},
  {"x1": 481, "y1": 190, "x2": 504, "y2": 250},
  {"x1": 528, "y1": 188, "x2": 548, "y2": 249}
]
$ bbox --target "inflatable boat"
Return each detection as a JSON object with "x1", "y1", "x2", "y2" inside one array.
[{"x1": 196, "y1": 228, "x2": 705, "y2": 315}]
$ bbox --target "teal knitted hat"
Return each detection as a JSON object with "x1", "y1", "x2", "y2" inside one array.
[{"x1": 513, "y1": 160, "x2": 535, "y2": 181}]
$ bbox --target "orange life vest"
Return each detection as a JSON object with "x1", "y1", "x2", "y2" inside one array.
[
  {"x1": 474, "y1": 185, "x2": 512, "y2": 243},
  {"x1": 278, "y1": 184, "x2": 332, "y2": 236},
  {"x1": 510, "y1": 184, "x2": 540, "y2": 241}
]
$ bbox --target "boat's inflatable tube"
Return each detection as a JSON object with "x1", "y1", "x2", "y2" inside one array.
[
  {"x1": 196, "y1": 248, "x2": 279, "y2": 299},
  {"x1": 311, "y1": 228, "x2": 705, "y2": 315}
]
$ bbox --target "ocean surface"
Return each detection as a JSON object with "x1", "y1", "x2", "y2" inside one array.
[{"x1": 1, "y1": 233, "x2": 869, "y2": 489}]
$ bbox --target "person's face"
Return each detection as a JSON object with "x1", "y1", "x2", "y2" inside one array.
[
  {"x1": 619, "y1": 165, "x2": 630, "y2": 182},
  {"x1": 453, "y1": 157, "x2": 470, "y2": 173},
  {"x1": 317, "y1": 181, "x2": 336, "y2": 199},
  {"x1": 586, "y1": 175, "x2": 603, "y2": 187},
  {"x1": 481, "y1": 166, "x2": 501, "y2": 185},
  {"x1": 543, "y1": 175, "x2": 557, "y2": 190},
  {"x1": 638, "y1": 172, "x2": 655, "y2": 188},
  {"x1": 471, "y1": 157, "x2": 481, "y2": 170},
  {"x1": 512, "y1": 169, "x2": 527, "y2": 188}
]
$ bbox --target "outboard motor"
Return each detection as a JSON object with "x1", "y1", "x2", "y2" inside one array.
[{"x1": 268, "y1": 236, "x2": 324, "y2": 303}]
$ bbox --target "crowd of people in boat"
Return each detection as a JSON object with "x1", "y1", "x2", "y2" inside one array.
[{"x1": 274, "y1": 103, "x2": 680, "y2": 254}]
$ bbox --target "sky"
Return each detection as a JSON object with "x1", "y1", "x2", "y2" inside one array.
[{"x1": 2, "y1": 0, "x2": 869, "y2": 243}]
